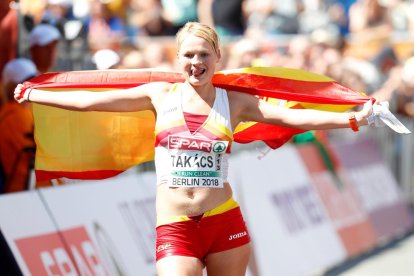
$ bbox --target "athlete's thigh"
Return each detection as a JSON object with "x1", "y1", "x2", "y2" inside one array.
[
  {"x1": 156, "y1": 255, "x2": 204, "y2": 276},
  {"x1": 205, "y1": 243, "x2": 251, "y2": 276}
]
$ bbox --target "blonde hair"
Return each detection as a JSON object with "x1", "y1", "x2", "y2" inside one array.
[{"x1": 176, "y1": 22, "x2": 220, "y2": 56}]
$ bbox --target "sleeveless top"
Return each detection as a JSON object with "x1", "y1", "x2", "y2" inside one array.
[{"x1": 154, "y1": 84, "x2": 233, "y2": 188}]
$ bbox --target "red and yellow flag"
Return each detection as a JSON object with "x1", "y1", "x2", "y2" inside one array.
[{"x1": 23, "y1": 67, "x2": 371, "y2": 180}]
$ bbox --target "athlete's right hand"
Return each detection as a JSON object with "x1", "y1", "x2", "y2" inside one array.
[{"x1": 14, "y1": 84, "x2": 29, "y2": 103}]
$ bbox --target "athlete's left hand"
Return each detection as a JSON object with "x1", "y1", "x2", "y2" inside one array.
[{"x1": 356, "y1": 99, "x2": 374, "y2": 126}]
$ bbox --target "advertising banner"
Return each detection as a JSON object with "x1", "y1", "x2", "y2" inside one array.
[
  {"x1": 15, "y1": 226, "x2": 107, "y2": 276},
  {"x1": 38, "y1": 171, "x2": 158, "y2": 276},
  {"x1": 0, "y1": 191, "x2": 69, "y2": 275},
  {"x1": 332, "y1": 138, "x2": 414, "y2": 239},
  {"x1": 2, "y1": 138, "x2": 412, "y2": 275},
  {"x1": 297, "y1": 143, "x2": 377, "y2": 257},
  {"x1": 229, "y1": 145, "x2": 346, "y2": 276}
]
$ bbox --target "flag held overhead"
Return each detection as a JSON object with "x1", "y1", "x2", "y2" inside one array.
[{"x1": 24, "y1": 67, "x2": 377, "y2": 181}]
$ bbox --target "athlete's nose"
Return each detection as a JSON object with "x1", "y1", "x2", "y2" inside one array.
[{"x1": 191, "y1": 55, "x2": 202, "y2": 65}]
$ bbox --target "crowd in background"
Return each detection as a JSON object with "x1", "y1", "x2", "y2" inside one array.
[{"x1": 0, "y1": 0, "x2": 414, "y2": 194}]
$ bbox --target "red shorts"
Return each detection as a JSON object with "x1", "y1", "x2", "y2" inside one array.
[{"x1": 155, "y1": 202, "x2": 250, "y2": 262}]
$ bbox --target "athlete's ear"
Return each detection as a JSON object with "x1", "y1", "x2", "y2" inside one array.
[{"x1": 216, "y1": 49, "x2": 221, "y2": 63}]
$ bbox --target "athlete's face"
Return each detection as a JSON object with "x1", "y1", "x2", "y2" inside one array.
[{"x1": 177, "y1": 34, "x2": 220, "y2": 87}]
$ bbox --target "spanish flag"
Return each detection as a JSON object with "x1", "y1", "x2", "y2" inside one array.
[{"x1": 23, "y1": 68, "x2": 371, "y2": 181}]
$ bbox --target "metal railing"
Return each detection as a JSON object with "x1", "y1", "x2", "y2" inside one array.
[{"x1": 367, "y1": 117, "x2": 414, "y2": 204}]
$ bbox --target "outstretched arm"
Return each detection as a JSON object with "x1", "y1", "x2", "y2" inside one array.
[
  {"x1": 14, "y1": 82, "x2": 172, "y2": 112},
  {"x1": 230, "y1": 92, "x2": 373, "y2": 131}
]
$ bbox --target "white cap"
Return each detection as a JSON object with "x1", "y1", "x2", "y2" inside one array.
[
  {"x1": 92, "y1": 49, "x2": 121, "y2": 70},
  {"x1": 29, "y1": 24, "x2": 61, "y2": 47},
  {"x1": 2, "y1": 58, "x2": 38, "y2": 84}
]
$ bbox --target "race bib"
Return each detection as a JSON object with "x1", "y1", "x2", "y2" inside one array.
[{"x1": 167, "y1": 135, "x2": 228, "y2": 188}]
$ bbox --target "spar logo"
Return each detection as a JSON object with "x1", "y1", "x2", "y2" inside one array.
[
  {"x1": 15, "y1": 226, "x2": 109, "y2": 276},
  {"x1": 169, "y1": 136, "x2": 209, "y2": 153},
  {"x1": 213, "y1": 142, "x2": 226, "y2": 153},
  {"x1": 168, "y1": 136, "x2": 228, "y2": 153}
]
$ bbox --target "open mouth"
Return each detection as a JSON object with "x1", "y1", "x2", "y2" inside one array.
[{"x1": 191, "y1": 68, "x2": 206, "y2": 78}]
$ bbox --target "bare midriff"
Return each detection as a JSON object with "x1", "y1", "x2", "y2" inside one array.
[{"x1": 156, "y1": 182, "x2": 233, "y2": 217}]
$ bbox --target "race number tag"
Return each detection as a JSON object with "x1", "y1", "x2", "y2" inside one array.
[{"x1": 167, "y1": 136, "x2": 228, "y2": 188}]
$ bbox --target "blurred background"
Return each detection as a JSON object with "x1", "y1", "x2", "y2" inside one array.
[{"x1": 0, "y1": 0, "x2": 413, "y2": 275}]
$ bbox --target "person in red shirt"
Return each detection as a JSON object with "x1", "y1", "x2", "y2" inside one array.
[
  {"x1": 28, "y1": 23, "x2": 61, "y2": 73},
  {"x1": 0, "y1": 0, "x2": 18, "y2": 107}
]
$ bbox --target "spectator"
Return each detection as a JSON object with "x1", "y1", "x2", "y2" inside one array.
[
  {"x1": 2, "y1": 59, "x2": 37, "y2": 103},
  {"x1": 20, "y1": 0, "x2": 48, "y2": 26},
  {"x1": 284, "y1": 35, "x2": 312, "y2": 69},
  {"x1": 126, "y1": 0, "x2": 166, "y2": 37},
  {"x1": 226, "y1": 38, "x2": 262, "y2": 68},
  {"x1": 29, "y1": 23, "x2": 62, "y2": 73},
  {"x1": 41, "y1": 0, "x2": 89, "y2": 72},
  {"x1": 372, "y1": 65, "x2": 402, "y2": 102},
  {"x1": 340, "y1": 56, "x2": 382, "y2": 94},
  {"x1": 298, "y1": 0, "x2": 339, "y2": 35},
  {"x1": 85, "y1": 0, "x2": 126, "y2": 51},
  {"x1": 142, "y1": 42, "x2": 173, "y2": 70},
  {"x1": 393, "y1": 57, "x2": 414, "y2": 117},
  {"x1": 0, "y1": 0, "x2": 18, "y2": 107},
  {"x1": 348, "y1": 0, "x2": 392, "y2": 39},
  {"x1": 161, "y1": 0, "x2": 198, "y2": 34},
  {"x1": 243, "y1": 0, "x2": 300, "y2": 35},
  {"x1": 120, "y1": 49, "x2": 148, "y2": 69},
  {"x1": 43, "y1": 0, "x2": 74, "y2": 35},
  {"x1": 105, "y1": 0, "x2": 129, "y2": 20},
  {"x1": 340, "y1": 66, "x2": 370, "y2": 95},
  {"x1": 198, "y1": 0, "x2": 245, "y2": 37},
  {"x1": 0, "y1": 58, "x2": 38, "y2": 193},
  {"x1": 371, "y1": 56, "x2": 414, "y2": 118}
]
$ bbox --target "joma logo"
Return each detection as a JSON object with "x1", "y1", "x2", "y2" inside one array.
[
  {"x1": 229, "y1": 231, "x2": 247, "y2": 240},
  {"x1": 157, "y1": 243, "x2": 172, "y2": 253}
]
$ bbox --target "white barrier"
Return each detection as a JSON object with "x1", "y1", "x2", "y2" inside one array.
[
  {"x1": 229, "y1": 144, "x2": 346, "y2": 276},
  {"x1": 39, "y1": 171, "x2": 157, "y2": 275},
  {"x1": 0, "y1": 171, "x2": 157, "y2": 276},
  {"x1": 0, "y1": 138, "x2": 412, "y2": 275},
  {"x1": 0, "y1": 191, "x2": 71, "y2": 275},
  {"x1": 332, "y1": 139, "x2": 414, "y2": 240}
]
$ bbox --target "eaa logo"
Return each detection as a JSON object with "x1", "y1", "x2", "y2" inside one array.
[{"x1": 212, "y1": 142, "x2": 227, "y2": 153}]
